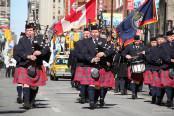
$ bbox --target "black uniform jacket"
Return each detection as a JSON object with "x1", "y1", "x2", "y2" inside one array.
[
  {"x1": 145, "y1": 43, "x2": 170, "y2": 71},
  {"x1": 122, "y1": 43, "x2": 146, "y2": 63},
  {"x1": 145, "y1": 46, "x2": 162, "y2": 71},
  {"x1": 14, "y1": 36, "x2": 50, "y2": 68},
  {"x1": 74, "y1": 39, "x2": 88, "y2": 67},
  {"x1": 82, "y1": 37, "x2": 114, "y2": 68}
]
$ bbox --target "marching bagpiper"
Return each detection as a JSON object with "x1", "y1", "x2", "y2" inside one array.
[
  {"x1": 97, "y1": 34, "x2": 115, "y2": 106},
  {"x1": 146, "y1": 35, "x2": 172, "y2": 105},
  {"x1": 74, "y1": 25, "x2": 115, "y2": 109},
  {"x1": 13, "y1": 23, "x2": 50, "y2": 109},
  {"x1": 143, "y1": 37, "x2": 158, "y2": 95},
  {"x1": 145, "y1": 36, "x2": 163, "y2": 104},
  {"x1": 73, "y1": 27, "x2": 91, "y2": 103},
  {"x1": 159, "y1": 32, "x2": 174, "y2": 107}
]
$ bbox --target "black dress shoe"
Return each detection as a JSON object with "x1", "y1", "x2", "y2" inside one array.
[
  {"x1": 23, "y1": 103, "x2": 32, "y2": 109},
  {"x1": 17, "y1": 97, "x2": 23, "y2": 104},
  {"x1": 99, "y1": 99, "x2": 105, "y2": 107},
  {"x1": 89, "y1": 102, "x2": 96, "y2": 110},
  {"x1": 32, "y1": 102, "x2": 37, "y2": 108},
  {"x1": 156, "y1": 99, "x2": 162, "y2": 106},
  {"x1": 79, "y1": 98, "x2": 86, "y2": 104},
  {"x1": 166, "y1": 100, "x2": 173, "y2": 107},
  {"x1": 121, "y1": 90, "x2": 124, "y2": 95},
  {"x1": 151, "y1": 96, "x2": 156, "y2": 104},
  {"x1": 132, "y1": 94, "x2": 138, "y2": 99}
]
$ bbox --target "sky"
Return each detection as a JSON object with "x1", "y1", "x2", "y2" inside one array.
[{"x1": 10, "y1": 0, "x2": 27, "y2": 39}]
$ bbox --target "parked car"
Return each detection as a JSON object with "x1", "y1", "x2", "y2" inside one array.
[{"x1": 50, "y1": 54, "x2": 71, "y2": 80}]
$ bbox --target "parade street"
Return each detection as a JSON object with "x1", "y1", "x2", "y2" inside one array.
[{"x1": 0, "y1": 69, "x2": 173, "y2": 116}]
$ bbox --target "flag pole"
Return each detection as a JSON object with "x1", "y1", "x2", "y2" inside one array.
[
  {"x1": 163, "y1": 0, "x2": 167, "y2": 35},
  {"x1": 110, "y1": 0, "x2": 114, "y2": 38}
]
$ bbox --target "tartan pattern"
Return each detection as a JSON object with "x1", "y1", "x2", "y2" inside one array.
[
  {"x1": 74, "y1": 66, "x2": 100, "y2": 86},
  {"x1": 74, "y1": 67, "x2": 115, "y2": 88},
  {"x1": 13, "y1": 66, "x2": 48, "y2": 87},
  {"x1": 127, "y1": 66, "x2": 143, "y2": 82},
  {"x1": 143, "y1": 70, "x2": 152, "y2": 85},
  {"x1": 99, "y1": 69, "x2": 115, "y2": 89},
  {"x1": 160, "y1": 70, "x2": 174, "y2": 87},
  {"x1": 151, "y1": 71, "x2": 163, "y2": 87}
]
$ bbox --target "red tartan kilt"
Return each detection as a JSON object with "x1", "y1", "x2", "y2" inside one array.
[
  {"x1": 73, "y1": 66, "x2": 100, "y2": 86},
  {"x1": 160, "y1": 70, "x2": 174, "y2": 87},
  {"x1": 127, "y1": 67, "x2": 143, "y2": 82},
  {"x1": 13, "y1": 66, "x2": 48, "y2": 87},
  {"x1": 151, "y1": 71, "x2": 163, "y2": 87},
  {"x1": 99, "y1": 69, "x2": 115, "y2": 89},
  {"x1": 143, "y1": 70, "x2": 152, "y2": 85}
]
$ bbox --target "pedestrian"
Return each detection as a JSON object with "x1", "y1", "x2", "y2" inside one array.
[
  {"x1": 5, "y1": 56, "x2": 10, "y2": 78},
  {"x1": 113, "y1": 44, "x2": 128, "y2": 95}
]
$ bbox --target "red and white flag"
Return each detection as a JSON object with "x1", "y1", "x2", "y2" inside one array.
[
  {"x1": 69, "y1": 0, "x2": 76, "y2": 15},
  {"x1": 53, "y1": 0, "x2": 97, "y2": 35}
]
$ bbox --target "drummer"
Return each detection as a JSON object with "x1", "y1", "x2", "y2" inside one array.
[{"x1": 122, "y1": 35, "x2": 146, "y2": 99}]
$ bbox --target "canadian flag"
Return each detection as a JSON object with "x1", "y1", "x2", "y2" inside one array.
[
  {"x1": 53, "y1": 0, "x2": 97, "y2": 35},
  {"x1": 69, "y1": 0, "x2": 76, "y2": 15}
]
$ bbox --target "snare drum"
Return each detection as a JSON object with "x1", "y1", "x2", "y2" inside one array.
[{"x1": 131, "y1": 60, "x2": 145, "y2": 73}]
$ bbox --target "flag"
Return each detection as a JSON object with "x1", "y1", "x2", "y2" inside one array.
[
  {"x1": 4, "y1": 29, "x2": 12, "y2": 42},
  {"x1": 116, "y1": 0, "x2": 157, "y2": 43},
  {"x1": 69, "y1": 0, "x2": 76, "y2": 14},
  {"x1": 53, "y1": 0, "x2": 97, "y2": 35}
]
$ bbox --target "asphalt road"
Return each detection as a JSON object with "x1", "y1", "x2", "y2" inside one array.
[{"x1": 0, "y1": 69, "x2": 173, "y2": 116}]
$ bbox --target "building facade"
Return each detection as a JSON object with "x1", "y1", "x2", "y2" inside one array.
[
  {"x1": 27, "y1": 0, "x2": 65, "y2": 32},
  {"x1": 27, "y1": 0, "x2": 40, "y2": 23},
  {"x1": 0, "y1": 0, "x2": 10, "y2": 29}
]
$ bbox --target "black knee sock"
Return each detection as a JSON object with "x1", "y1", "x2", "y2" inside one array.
[
  {"x1": 30, "y1": 87, "x2": 39, "y2": 103},
  {"x1": 88, "y1": 86, "x2": 95, "y2": 103},
  {"x1": 165, "y1": 87, "x2": 173, "y2": 101},
  {"x1": 100, "y1": 88, "x2": 108, "y2": 100},
  {"x1": 17, "y1": 86, "x2": 22, "y2": 98},
  {"x1": 23, "y1": 87, "x2": 30, "y2": 104},
  {"x1": 131, "y1": 83, "x2": 136, "y2": 95},
  {"x1": 94, "y1": 89, "x2": 100, "y2": 103},
  {"x1": 80, "y1": 85, "x2": 86, "y2": 99}
]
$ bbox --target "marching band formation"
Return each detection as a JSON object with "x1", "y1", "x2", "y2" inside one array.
[
  {"x1": 70, "y1": 24, "x2": 174, "y2": 109},
  {"x1": 12, "y1": 23, "x2": 174, "y2": 110}
]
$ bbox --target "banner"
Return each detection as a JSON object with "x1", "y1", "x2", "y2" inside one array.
[{"x1": 116, "y1": 0, "x2": 158, "y2": 42}]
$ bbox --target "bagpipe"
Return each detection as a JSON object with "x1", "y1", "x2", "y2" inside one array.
[
  {"x1": 27, "y1": 11, "x2": 51, "y2": 78},
  {"x1": 96, "y1": 41, "x2": 113, "y2": 70},
  {"x1": 31, "y1": 9, "x2": 51, "y2": 63},
  {"x1": 32, "y1": 26, "x2": 51, "y2": 62},
  {"x1": 91, "y1": 40, "x2": 113, "y2": 79}
]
